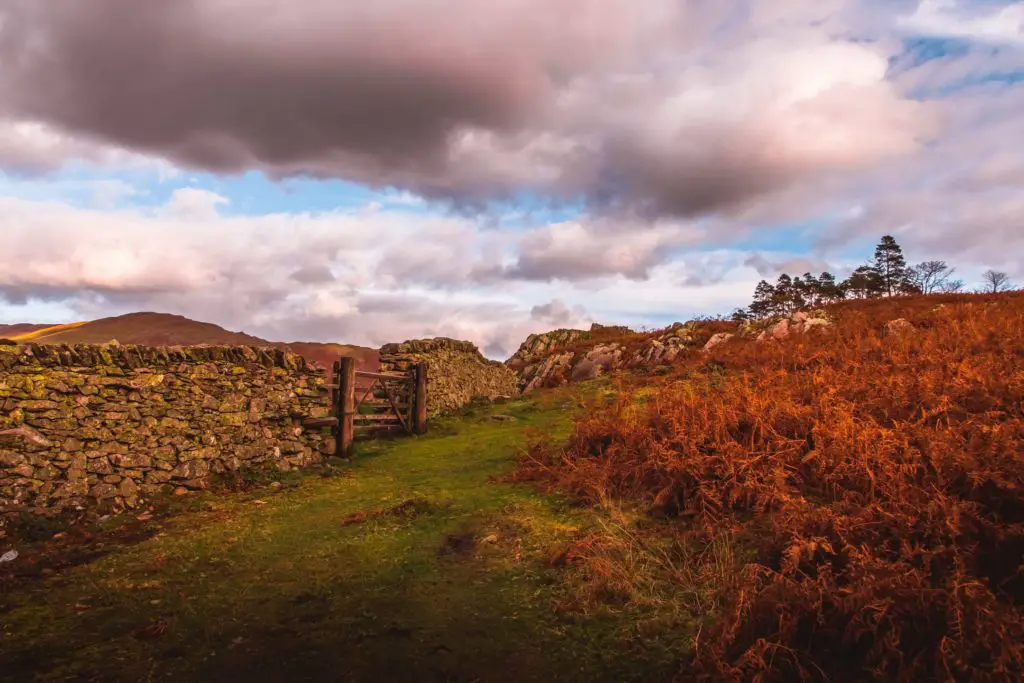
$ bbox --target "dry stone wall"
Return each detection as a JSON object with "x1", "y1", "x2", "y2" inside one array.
[
  {"x1": 379, "y1": 338, "x2": 518, "y2": 417},
  {"x1": 0, "y1": 343, "x2": 333, "y2": 515}
]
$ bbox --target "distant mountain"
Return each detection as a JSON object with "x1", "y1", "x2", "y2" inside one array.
[
  {"x1": 278, "y1": 342, "x2": 378, "y2": 376},
  {"x1": 0, "y1": 323, "x2": 53, "y2": 338},
  {"x1": 0, "y1": 312, "x2": 378, "y2": 372}
]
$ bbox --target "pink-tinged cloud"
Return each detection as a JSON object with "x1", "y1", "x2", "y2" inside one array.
[
  {"x1": 0, "y1": 0, "x2": 936, "y2": 218},
  {"x1": 0, "y1": 193, "x2": 602, "y2": 356}
]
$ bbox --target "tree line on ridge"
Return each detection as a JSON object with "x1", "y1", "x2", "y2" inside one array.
[{"x1": 732, "y1": 236, "x2": 1017, "y2": 321}]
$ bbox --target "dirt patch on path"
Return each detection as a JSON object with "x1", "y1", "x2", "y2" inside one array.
[
  {"x1": 438, "y1": 532, "x2": 477, "y2": 558},
  {"x1": 341, "y1": 497, "x2": 442, "y2": 527}
]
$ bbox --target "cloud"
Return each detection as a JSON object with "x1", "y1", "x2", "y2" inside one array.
[
  {"x1": 163, "y1": 187, "x2": 229, "y2": 220},
  {"x1": 0, "y1": 184, "x2": 806, "y2": 357},
  {"x1": 890, "y1": 41, "x2": 1024, "y2": 97},
  {"x1": 0, "y1": 190, "x2": 621, "y2": 357},
  {"x1": 0, "y1": 0, "x2": 935, "y2": 219},
  {"x1": 373, "y1": 219, "x2": 509, "y2": 288},
  {"x1": 898, "y1": 0, "x2": 1024, "y2": 44},
  {"x1": 289, "y1": 265, "x2": 335, "y2": 285},
  {"x1": 504, "y1": 216, "x2": 706, "y2": 281},
  {"x1": 0, "y1": 120, "x2": 110, "y2": 173},
  {"x1": 0, "y1": 174, "x2": 140, "y2": 209},
  {"x1": 744, "y1": 254, "x2": 837, "y2": 280},
  {"x1": 798, "y1": 70, "x2": 1024, "y2": 279},
  {"x1": 0, "y1": 119, "x2": 180, "y2": 178},
  {"x1": 571, "y1": 254, "x2": 765, "y2": 325},
  {"x1": 2, "y1": 1, "x2": 1024, "y2": 350},
  {"x1": 529, "y1": 299, "x2": 589, "y2": 327},
  {"x1": 0, "y1": 192, "x2": 373, "y2": 314}
]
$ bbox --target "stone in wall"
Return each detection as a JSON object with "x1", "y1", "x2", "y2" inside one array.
[
  {"x1": 379, "y1": 338, "x2": 519, "y2": 417},
  {"x1": 0, "y1": 342, "x2": 333, "y2": 515}
]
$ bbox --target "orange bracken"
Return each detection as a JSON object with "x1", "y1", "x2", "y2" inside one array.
[{"x1": 519, "y1": 293, "x2": 1024, "y2": 682}]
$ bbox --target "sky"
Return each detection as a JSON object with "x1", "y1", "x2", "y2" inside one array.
[{"x1": 0, "y1": 0, "x2": 1022, "y2": 358}]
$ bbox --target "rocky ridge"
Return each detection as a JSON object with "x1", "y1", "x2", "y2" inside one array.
[
  {"x1": 506, "y1": 312, "x2": 837, "y2": 391},
  {"x1": 506, "y1": 322, "x2": 711, "y2": 392}
]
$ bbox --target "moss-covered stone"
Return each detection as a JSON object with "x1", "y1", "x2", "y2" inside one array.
[
  {"x1": 0, "y1": 407, "x2": 24, "y2": 428},
  {"x1": 0, "y1": 342, "x2": 331, "y2": 515},
  {"x1": 379, "y1": 337, "x2": 519, "y2": 417}
]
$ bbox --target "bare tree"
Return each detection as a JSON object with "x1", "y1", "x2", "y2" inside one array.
[
  {"x1": 980, "y1": 270, "x2": 1014, "y2": 293},
  {"x1": 940, "y1": 278, "x2": 965, "y2": 293},
  {"x1": 910, "y1": 260, "x2": 956, "y2": 294}
]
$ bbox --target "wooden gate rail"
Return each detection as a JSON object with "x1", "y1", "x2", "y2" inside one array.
[{"x1": 304, "y1": 357, "x2": 427, "y2": 458}]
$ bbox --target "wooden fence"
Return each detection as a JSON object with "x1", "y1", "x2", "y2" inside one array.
[{"x1": 304, "y1": 357, "x2": 427, "y2": 458}]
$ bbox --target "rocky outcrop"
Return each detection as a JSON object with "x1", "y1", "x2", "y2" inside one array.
[
  {"x1": 636, "y1": 322, "x2": 695, "y2": 365},
  {"x1": 703, "y1": 333, "x2": 734, "y2": 352},
  {"x1": 755, "y1": 311, "x2": 833, "y2": 342},
  {"x1": 508, "y1": 321, "x2": 705, "y2": 392},
  {"x1": 379, "y1": 338, "x2": 519, "y2": 417},
  {"x1": 507, "y1": 327, "x2": 588, "y2": 392},
  {"x1": 507, "y1": 311, "x2": 837, "y2": 391},
  {"x1": 1, "y1": 343, "x2": 332, "y2": 515},
  {"x1": 507, "y1": 329, "x2": 586, "y2": 365},
  {"x1": 885, "y1": 318, "x2": 916, "y2": 336}
]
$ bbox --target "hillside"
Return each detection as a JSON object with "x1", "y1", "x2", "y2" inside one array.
[
  {"x1": 518, "y1": 292, "x2": 1024, "y2": 682},
  {"x1": 278, "y1": 342, "x2": 378, "y2": 375},
  {"x1": 506, "y1": 293, "x2": 1024, "y2": 392},
  {"x1": 0, "y1": 323, "x2": 52, "y2": 338},
  {"x1": 0, "y1": 312, "x2": 378, "y2": 371}
]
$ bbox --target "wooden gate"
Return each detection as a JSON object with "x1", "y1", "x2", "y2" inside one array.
[{"x1": 306, "y1": 357, "x2": 427, "y2": 458}]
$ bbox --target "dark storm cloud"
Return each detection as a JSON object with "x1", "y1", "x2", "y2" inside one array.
[{"x1": 0, "y1": 0, "x2": 932, "y2": 218}]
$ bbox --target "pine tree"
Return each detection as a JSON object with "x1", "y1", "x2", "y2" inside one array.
[
  {"x1": 731, "y1": 307, "x2": 753, "y2": 323},
  {"x1": 871, "y1": 235, "x2": 911, "y2": 297},
  {"x1": 773, "y1": 274, "x2": 794, "y2": 314},
  {"x1": 818, "y1": 272, "x2": 842, "y2": 302},
  {"x1": 790, "y1": 276, "x2": 808, "y2": 310},
  {"x1": 800, "y1": 272, "x2": 821, "y2": 306},
  {"x1": 749, "y1": 280, "x2": 776, "y2": 319},
  {"x1": 843, "y1": 266, "x2": 884, "y2": 299}
]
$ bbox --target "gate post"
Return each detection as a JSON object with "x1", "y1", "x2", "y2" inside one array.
[
  {"x1": 330, "y1": 360, "x2": 341, "y2": 417},
  {"x1": 413, "y1": 362, "x2": 428, "y2": 435},
  {"x1": 337, "y1": 357, "x2": 356, "y2": 457}
]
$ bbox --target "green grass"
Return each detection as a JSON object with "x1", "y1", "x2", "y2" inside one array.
[{"x1": 0, "y1": 386, "x2": 693, "y2": 683}]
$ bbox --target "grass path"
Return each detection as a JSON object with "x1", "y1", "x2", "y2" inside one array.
[{"x1": 1, "y1": 390, "x2": 686, "y2": 682}]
